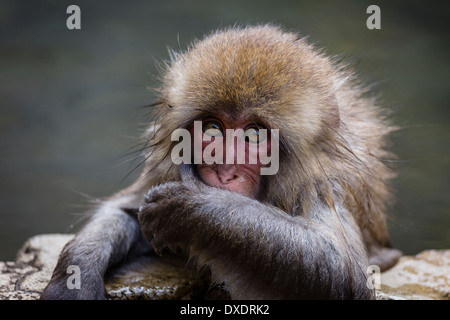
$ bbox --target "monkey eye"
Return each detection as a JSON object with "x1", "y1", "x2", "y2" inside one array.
[
  {"x1": 245, "y1": 127, "x2": 267, "y2": 144},
  {"x1": 203, "y1": 121, "x2": 223, "y2": 137}
]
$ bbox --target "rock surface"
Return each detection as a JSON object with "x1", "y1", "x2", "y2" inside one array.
[
  {"x1": 377, "y1": 250, "x2": 449, "y2": 300},
  {"x1": 0, "y1": 234, "x2": 74, "y2": 300},
  {"x1": 0, "y1": 234, "x2": 208, "y2": 300},
  {"x1": 0, "y1": 234, "x2": 448, "y2": 300}
]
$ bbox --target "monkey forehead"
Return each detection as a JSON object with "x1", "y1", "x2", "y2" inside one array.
[{"x1": 161, "y1": 25, "x2": 339, "y2": 136}]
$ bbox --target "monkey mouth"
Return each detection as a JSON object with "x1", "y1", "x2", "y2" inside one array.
[{"x1": 196, "y1": 164, "x2": 258, "y2": 198}]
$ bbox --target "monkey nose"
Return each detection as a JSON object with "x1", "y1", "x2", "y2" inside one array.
[{"x1": 216, "y1": 165, "x2": 238, "y2": 184}]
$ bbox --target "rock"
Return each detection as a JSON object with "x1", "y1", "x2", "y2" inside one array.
[
  {"x1": 0, "y1": 234, "x2": 448, "y2": 300},
  {"x1": 0, "y1": 234, "x2": 208, "y2": 300},
  {"x1": 105, "y1": 254, "x2": 208, "y2": 300},
  {"x1": 377, "y1": 250, "x2": 449, "y2": 300},
  {"x1": 16, "y1": 234, "x2": 74, "y2": 272},
  {"x1": 0, "y1": 234, "x2": 74, "y2": 300}
]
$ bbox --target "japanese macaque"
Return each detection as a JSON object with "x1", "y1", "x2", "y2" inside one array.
[{"x1": 41, "y1": 25, "x2": 401, "y2": 300}]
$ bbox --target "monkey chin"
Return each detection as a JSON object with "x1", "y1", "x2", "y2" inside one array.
[{"x1": 196, "y1": 165, "x2": 260, "y2": 199}]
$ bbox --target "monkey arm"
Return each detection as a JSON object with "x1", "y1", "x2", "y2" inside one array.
[
  {"x1": 41, "y1": 190, "x2": 149, "y2": 300},
  {"x1": 138, "y1": 181, "x2": 374, "y2": 300}
]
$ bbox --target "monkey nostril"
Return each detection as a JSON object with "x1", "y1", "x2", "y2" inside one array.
[
  {"x1": 219, "y1": 173, "x2": 239, "y2": 184},
  {"x1": 215, "y1": 165, "x2": 239, "y2": 184},
  {"x1": 219, "y1": 176, "x2": 228, "y2": 184}
]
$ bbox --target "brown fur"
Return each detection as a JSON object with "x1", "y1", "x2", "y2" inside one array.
[
  {"x1": 140, "y1": 24, "x2": 397, "y2": 253},
  {"x1": 42, "y1": 25, "x2": 401, "y2": 300}
]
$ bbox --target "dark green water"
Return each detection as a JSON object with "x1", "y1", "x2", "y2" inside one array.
[{"x1": 0, "y1": 0, "x2": 449, "y2": 260}]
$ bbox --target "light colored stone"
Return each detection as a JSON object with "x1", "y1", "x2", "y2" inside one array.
[
  {"x1": 0, "y1": 272, "x2": 15, "y2": 292},
  {"x1": 18, "y1": 270, "x2": 53, "y2": 293},
  {"x1": 16, "y1": 234, "x2": 74, "y2": 271},
  {"x1": 1, "y1": 291, "x2": 41, "y2": 300},
  {"x1": 105, "y1": 254, "x2": 207, "y2": 300},
  {"x1": 378, "y1": 249, "x2": 449, "y2": 300},
  {"x1": 0, "y1": 234, "x2": 206, "y2": 300},
  {"x1": 0, "y1": 234, "x2": 74, "y2": 300}
]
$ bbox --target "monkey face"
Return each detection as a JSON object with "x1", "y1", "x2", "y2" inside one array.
[{"x1": 188, "y1": 115, "x2": 272, "y2": 198}]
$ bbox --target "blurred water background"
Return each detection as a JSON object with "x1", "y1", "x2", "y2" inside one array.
[{"x1": 0, "y1": 0, "x2": 449, "y2": 260}]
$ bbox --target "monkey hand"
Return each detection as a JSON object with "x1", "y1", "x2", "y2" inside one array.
[
  {"x1": 138, "y1": 180, "x2": 203, "y2": 255},
  {"x1": 41, "y1": 238, "x2": 107, "y2": 300}
]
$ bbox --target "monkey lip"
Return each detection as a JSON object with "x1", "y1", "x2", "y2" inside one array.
[
  {"x1": 208, "y1": 171, "x2": 241, "y2": 189},
  {"x1": 199, "y1": 166, "x2": 257, "y2": 197},
  {"x1": 210, "y1": 179, "x2": 249, "y2": 196}
]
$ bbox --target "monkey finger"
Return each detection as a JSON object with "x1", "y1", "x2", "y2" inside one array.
[
  {"x1": 138, "y1": 220, "x2": 156, "y2": 242},
  {"x1": 138, "y1": 201, "x2": 158, "y2": 213},
  {"x1": 138, "y1": 203, "x2": 159, "y2": 228},
  {"x1": 138, "y1": 205, "x2": 163, "y2": 239},
  {"x1": 179, "y1": 164, "x2": 205, "y2": 191},
  {"x1": 179, "y1": 163, "x2": 193, "y2": 180},
  {"x1": 143, "y1": 182, "x2": 181, "y2": 203},
  {"x1": 144, "y1": 181, "x2": 191, "y2": 204},
  {"x1": 143, "y1": 187, "x2": 166, "y2": 203},
  {"x1": 179, "y1": 164, "x2": 198, "y2": 185},
  {"x1": 151, "y1": 234, "x2": 167, "y2": 255}
]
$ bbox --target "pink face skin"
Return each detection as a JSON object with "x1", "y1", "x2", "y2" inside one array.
[{"x1": 190, "y1": 116, "x2": 271, "y2": 198}]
